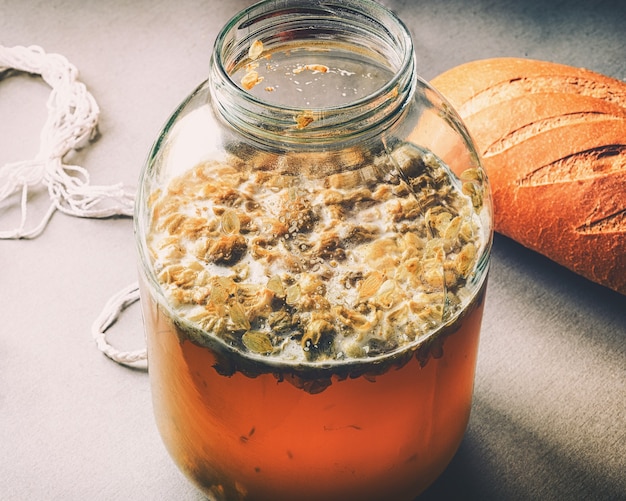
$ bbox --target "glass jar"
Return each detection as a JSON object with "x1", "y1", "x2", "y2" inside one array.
[{"x1": 135, "y1": 0, "x2": 492, "y2": 499}]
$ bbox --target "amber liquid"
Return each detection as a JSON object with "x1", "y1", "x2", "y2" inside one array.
[{"x1": 142, "y1": 277, "x2": 486, "y2": 501}]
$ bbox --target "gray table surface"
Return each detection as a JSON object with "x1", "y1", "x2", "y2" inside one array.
[{"x1": 1, "y1": 0, "x2": 625, "y2": 499}]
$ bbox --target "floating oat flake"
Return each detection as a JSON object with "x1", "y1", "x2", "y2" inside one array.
[{"x1": 248, "y1": 39, "x2": 264, "y2": 61}]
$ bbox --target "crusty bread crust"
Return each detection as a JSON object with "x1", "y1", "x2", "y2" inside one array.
[{"x1": 431, "y1": 58, "x2": 626, "y2": 294}]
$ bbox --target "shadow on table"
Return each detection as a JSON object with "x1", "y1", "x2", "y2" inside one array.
[{"x1": 419, "y1": 395, "x2": 626, "y2": 501}]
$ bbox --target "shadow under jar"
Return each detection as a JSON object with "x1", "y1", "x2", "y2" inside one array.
[{"x1": 135, "y1": 1, "x2": 493, "y2": 499}]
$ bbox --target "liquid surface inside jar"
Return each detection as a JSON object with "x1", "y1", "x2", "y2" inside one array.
[{"x1": 232, "y1": 41, "x2": 396, "y2": 108}]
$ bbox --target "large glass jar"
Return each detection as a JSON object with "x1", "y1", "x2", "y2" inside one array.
[{"x1": 135, "y1": 1, "x2": 493, "y2": 499}]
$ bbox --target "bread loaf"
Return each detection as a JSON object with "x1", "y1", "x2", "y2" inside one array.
[{"x1": 430, "y1": 58, "x2": 626, "y2": 295}]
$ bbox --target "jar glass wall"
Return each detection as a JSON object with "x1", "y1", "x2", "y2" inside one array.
[{"x1": 135, "y1": 1, "x2": 492, "y2": 500}]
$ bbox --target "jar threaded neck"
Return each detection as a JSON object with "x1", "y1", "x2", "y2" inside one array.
[{"x1": 210, "y1": 0, "x2": 415, "y2": 146}]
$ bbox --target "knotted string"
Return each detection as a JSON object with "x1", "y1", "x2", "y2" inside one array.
[
  {"x1": 0, "y1": 44, "x2": 145, "y2": 366},
  {"x1": 0, "y1": 44, "x2": 135, "y2": 238}
]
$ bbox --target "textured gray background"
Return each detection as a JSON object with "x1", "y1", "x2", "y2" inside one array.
[{"x1": 1, "y1": 0, "x2": 625, "y2": 499}]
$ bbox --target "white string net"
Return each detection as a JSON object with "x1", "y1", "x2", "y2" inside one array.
[{"x1": 0, "y1": 44, "x2": 145, "y2": 367}]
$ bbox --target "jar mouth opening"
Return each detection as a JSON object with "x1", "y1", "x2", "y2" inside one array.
[{"x1": 213, "y1": 0, "x2": 414, "y2": 116}]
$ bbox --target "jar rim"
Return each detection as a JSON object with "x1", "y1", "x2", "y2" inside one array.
[
  {"x1": 214, "y1": 0, "x2": 414, "y2": 113},
  {"x1": 210, "y1": 0, "x2": 416, "y2": 143}
]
